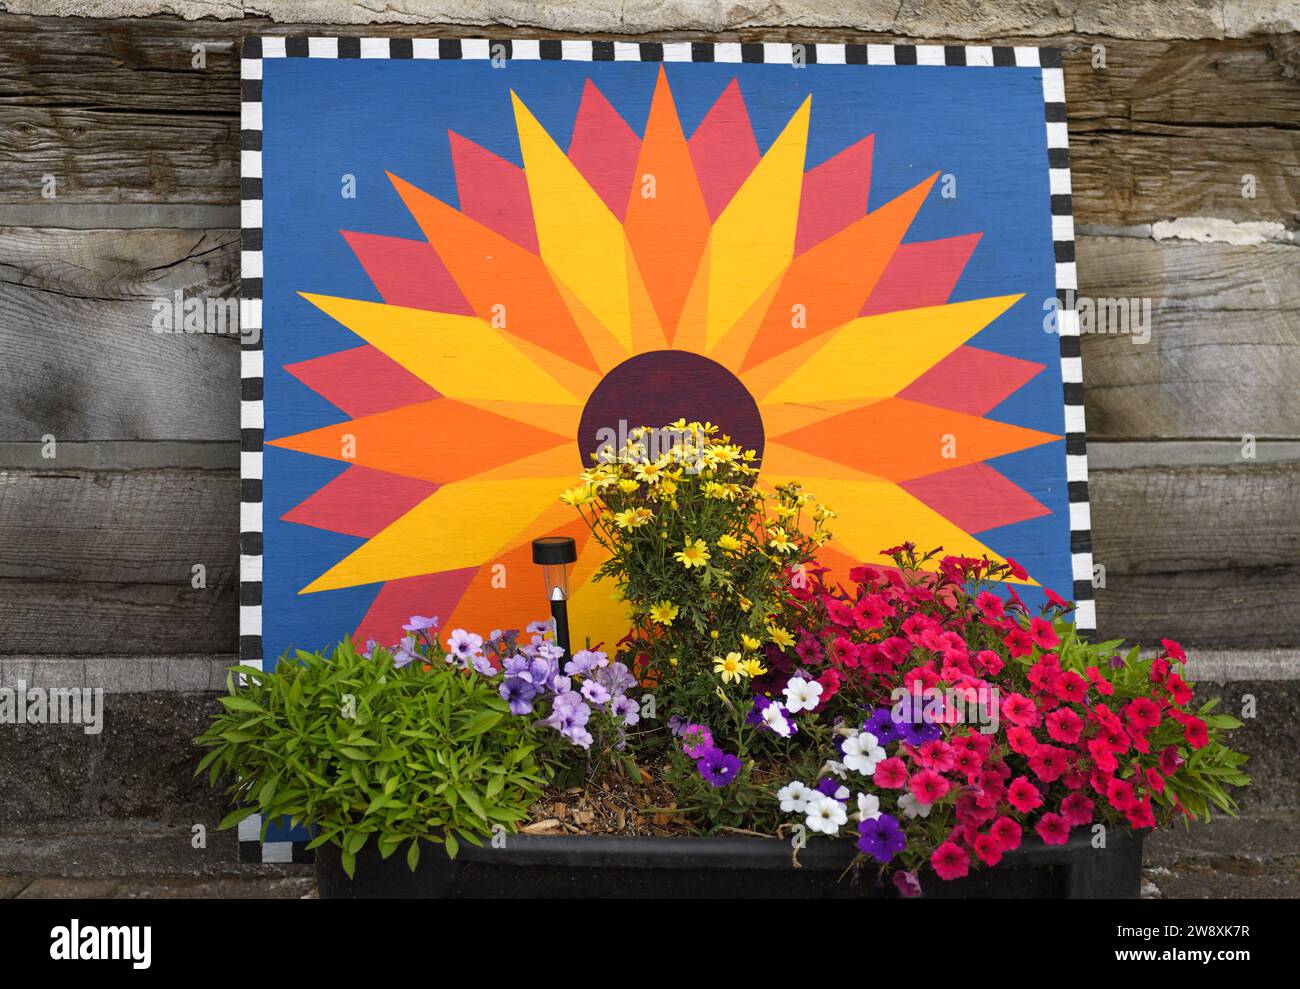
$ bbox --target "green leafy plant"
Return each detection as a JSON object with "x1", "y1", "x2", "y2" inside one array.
[{"x1": 195, "y1": 638, "x2": 557, "y2": 877}]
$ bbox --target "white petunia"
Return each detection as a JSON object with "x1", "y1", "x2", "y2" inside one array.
[
  {"x1": 778, "y1": 780, "x2": 814, "y2": 813},
  {"x1": 762, "y1": 704, "x2": 794, "y2": 738},
  {"x1": 804, "y1": 794, "x2": 848, "y2": 835},
  {"x1": 898, "y1": 792, "x2": 933, "y2": 819},
  {"x1": 824, "y1": 760, "x2": 848, "y2": 779},
  {"x1": 783, "y1": 676, "x2": 823, "y2": 713},
  {"x1": 841, "y1": 731, "x2": 887, "y2": 776},
  {"x1": 857, "y1": 793, "x2": 882, "y2": 823}
]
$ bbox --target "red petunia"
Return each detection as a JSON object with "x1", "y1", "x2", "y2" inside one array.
[
  {"x1": 874, "y1": 757, "x2": 909, "y2": 789},
  {"x1": 1127, "y1": 798, "x2": 1157, "y2": 829},
  {"x1": 990, "y1": 816, "x2": 1023, "y2": 852},
  {"x1": 1044, "y1": 587, "x2": 1071, "y2": 611},
  {"x1": 1006, "y1": 725, "x2": 1039, "y2": 756},
  {"x1": 1106, "y1": 777, "x2": 1136, "y2": 812},
  {"x1": 1001, "y1": 693, "x2": 1040, "y2": 727},
  {"x1": 1085, "y1": 666, "x2": 1115, "y2": 697},
  {"x1": 1029, "y1": 745, "x2": 1070, "y2": 783},
  {"x1": 1161, "y1": 638, "x2": 1186, "y2": 662},
  {"x1": 1007, "y1": 775, "x2": 1044, "y2": 813},
  {"x1": 931, "y1": 841, "x2": 971, "y2": 881},
  {"x1": 1124, "y1": 697, "x2": 1162, "y2": 730},
  {"x1": 1035, "y1": 812, "x2": 1071, "y2": 845},
  {"x1": 1029, "y1": 617, "x2": 1059, "y2": 650},
  {"x1": 1165, "y1": 672, "x2": 1194, "y2": 706},
  {"x1": 975, "y1": 649, "x2": 1004, "y2": 675},
  {"x1": 975, "y1": 591, "x2": 1006, "y2": 623},
  {"x1": 1046, "y1": 707, "x2": 1084, "y2": 744},
  {"x1": 1055, "y1": 671, "x2": 1089, "y2": 704},
  {"x1": 1003, "y1": 627, "x2": 1033, "y2": 658},
  {"x1": 1183, "y1": 716, "x2": 1209, "y2": 750},
  {"x1": 1145, "y1": 767, "x2": 1166, "y2": 795},
  {"x1": 918, "y1": 740, "x2": 956, "y2": 773},
  {"x1": 1004, "y1": 557, "x2": 1029, "y2": 581},
  {"x1": 1060, "y1": 791, "x2": 1095, "y2": 826},
  {"x1": 1158, "y1": 745, "x2": 1183, "y2": 776},
  {"x1": 974, "y1": 832, "x2": 1003, "y2": 867},
  {"x1": 1088, "y1": 738, "x2": 1119, "y2": 774},
  {"x1": 910, "y1": 769, "x2": 951, "y2": 804}
]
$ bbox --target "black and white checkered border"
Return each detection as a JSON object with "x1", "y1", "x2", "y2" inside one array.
[
  {"x1": 1038, "y1": 64, "x2": 1095, "y2": 638},
  {"x1": 239, "y1": 35, "x2": 1065, "y2": 66},
  {"x1": 237, "y1": 37, "x2": 1090, "y2": 858}
]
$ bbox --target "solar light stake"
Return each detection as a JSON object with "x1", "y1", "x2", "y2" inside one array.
[{"x1": 532, "y1": 536, "x2": 577, "y2": 662}]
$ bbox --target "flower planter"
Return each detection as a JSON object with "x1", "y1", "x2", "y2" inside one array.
[{"x1": 315, "y1": 827, "x2": 1143, "y2": 899}]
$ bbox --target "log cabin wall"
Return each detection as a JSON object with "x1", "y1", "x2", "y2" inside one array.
[{"x1": 0, "y1": 3, "x2": 1296, "y2": 845}]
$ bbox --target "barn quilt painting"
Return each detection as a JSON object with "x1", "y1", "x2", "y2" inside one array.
[{"x1": 241, "y1": 39, "x2": 1092, "y2": 734}]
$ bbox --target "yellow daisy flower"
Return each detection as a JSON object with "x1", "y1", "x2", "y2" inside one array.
[
  {"x1": 713, "y1": 652, "x2": 746, "y2": 684},
  {"x1": 648, "y1": 600, "x2": 679, "y2": 626},
  {"x1": 675, "y1": 538, "x2": 711, "y2": 570},
  {"x1": 768, "y1": 527, "x2": 794, "y2": 553},
  {"x1": 741, "y1": 634, "x2": 761, "y2": 652},
  {"x1": 740, "y1": 658, "x2": 768, "y2": 677},
  {"x1": 767, "y1": 625, "x2": 795, "y2": 650},
  {"x1": 613, "y1": 508, "x2": 652, "y2": 530},
  {"x1": 717, "y1": 533, "x2": 742, "y2": 552}
]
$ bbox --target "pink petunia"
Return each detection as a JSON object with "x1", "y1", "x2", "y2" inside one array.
[
  {"x1": 1003, "y1": 627, "x2": 1033, "y2": 658},
  {"x1": 990, "y1": 816, "x2": 1023, "y2": 852},
  {"x1": 931, "y1": 841, "x2": 971, "y2": 881},
  {"x1": 973, "y1": 832, "x2": 1003, "y2": 867},
  {"x1": 1001, "y1": 693, "x2": 1040, "y2": 728},
  {"x1": 1029, "y1": 617, "x2": 1059, "y2": 650},
  {"x1": 1060, "y1": 791, "x2": 1095, "y2": 826},
  {"x1": 1035, "y1": 812, "x2": 1071, "y2": 845},
  {"x1": 874, "y1": 757, "x2": 909, "y2": 789},
  {"x1": 910, "y1": 769, "x2": 951, "y2": 804},
  {"x1": 1046, "y1": 707, "x2": 1084, "y2": 745},
  {"x1": 1007, "y1": 775, "x2": 1043, "y2": 813}
]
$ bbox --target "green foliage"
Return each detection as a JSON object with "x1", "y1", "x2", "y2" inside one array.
[{"x1": 194, "y1": 638, "x2": 557, "y2": 878}]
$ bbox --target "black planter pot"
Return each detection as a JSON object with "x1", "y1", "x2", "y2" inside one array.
[{"x1": 315, "y1": 827, "x2": 1144, "y2": 898}]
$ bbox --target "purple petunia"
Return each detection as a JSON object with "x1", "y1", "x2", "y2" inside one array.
[
  {"x1": 695, "y1": 747, "x2": 742, "y2": 787},
  {"x1": 594, "y1": 661, "x2": 637, "y2": 697},
  {"x1": 499, "y1": 676, "x2": 540, "y2": 715},
  {"x1": 402, "y1": 615, "x2": 439, "y2": 633},
  {"x1": 392, "y1": 635, "x2": 419, "y2": 669},
  {"x1": 564, "y1": 649, "x2": 608, "y2": 676},
  {"x1": 863, "y1": 707, "x2": 903, "y2": 745},
  {"x1": 857, "y1": 813, "x2": 907, "y2": 863},
  {"x1": 611, "y1": 694, "x2": 640, "y2": 726}
]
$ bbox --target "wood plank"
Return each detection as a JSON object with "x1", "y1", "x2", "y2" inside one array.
[
  {"x1": 1091, "y1": 461, "x2": 1300, "y2": 647},
  {"x1": 0, "y1": 15, "x2": 1296, "y2": 224},
  {"x1": 1076, "y1": 235, "x2": 1300, "y2": 441},
  {"x1": 3, "y1": 225, "x2": 1294, "y2": 446},
  {"x1": 0, "y1": 226, "x2": 240, "y2": 442},
  {"x1": 0, "y1": 469, "x2": 237, "y2": 654},
  {"x1": 0, "y1": 461, "x2": 1294, "y2": 654}
]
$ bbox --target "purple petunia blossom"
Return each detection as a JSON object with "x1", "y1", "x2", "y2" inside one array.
[
  {"x1": 746, "y1": 695, "x2": 772, "y2": 726},
  {"x1": 392, "y1": 635, "x2": 418, "y2": 669},
  {"x1": 564, "y1": 649, "x2": 608, "y2": 676},
  {"x1": 864, "y1": 707, "x2": 904, "y2": 745},
  {"x1": 611, "y1": 694, "x2": 640, "y2": 726},
  {"x1": 446, "y1": 629, "x2": 483, "y2": 667},
  {"x1": 541, "y1": 691, "x2": 592, "y2": 748},
  {"x1": 362, "y1": 638, "x2": 379, "y2": 661},
  {"x1": 857, "y1": 813, "x2": 907, "y2": 863},
  {"x1": 668, "y1": 715, "x2": 686, "y2": 736},
  {"x1": 580, "y1": 679, "x2": 612, "y2": 705},
  {"x1": 403, "y1": 615, "x2": 439, "y2": 633},
  {"x1": 594, "y1": 661, "x2": 636, "y2": 697},
  {"x1": 696, "y1": 747, "x2": 742, "y2": 787},
  {"x1": 499, "y1": 676, "x2": 539, "y2": 715}
]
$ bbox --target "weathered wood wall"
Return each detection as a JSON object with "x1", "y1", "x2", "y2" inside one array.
[{"x1": 1, "y1": 9, "x2": 1297, "y2": 664}]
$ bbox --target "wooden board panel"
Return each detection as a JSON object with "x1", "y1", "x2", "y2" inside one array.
[
  {"x1": 0, "y1": 462, "x2": 1294, "y2": 654},
  {"x1": 1091, "y1": 462, "x2": 1300, "y2": 646},
  {"x1": 1076, "y1": 236, "x2": 1300, "y2": 441},
  {"x1": 3, "y1": 226, "x2": 1294, "y2": 447},
  {"x1": 0, "y1": 15, "x2": 1296, "y2": 223},
  {"x1": 0, "y1": 469, "x2": 238, "y2": 654},
  {"x1": 0, "y1": 226, "x2": 240, "y2": 442}
]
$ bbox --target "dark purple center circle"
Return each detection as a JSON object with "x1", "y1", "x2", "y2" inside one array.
[{"x1": 577, "y1": 351, "x2": 765, "y2": 468}]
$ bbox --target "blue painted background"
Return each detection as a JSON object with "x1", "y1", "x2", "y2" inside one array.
[{"x1": 261, "y1": 57, "x2": 1068, "y2": 671}]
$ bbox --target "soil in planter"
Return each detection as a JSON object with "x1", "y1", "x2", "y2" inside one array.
[{"x1": 523, "y1": 768, "x2": 697, "y2": 838}]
